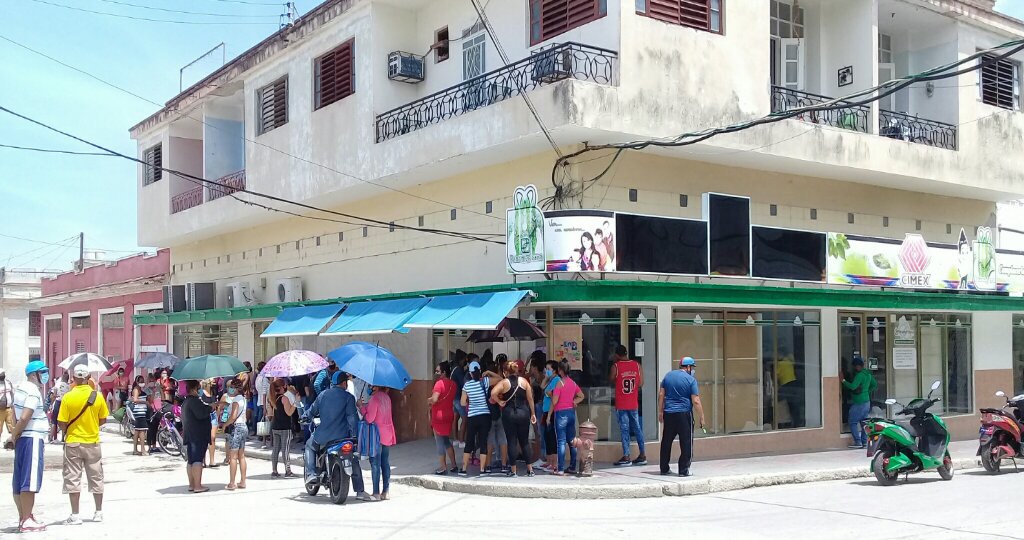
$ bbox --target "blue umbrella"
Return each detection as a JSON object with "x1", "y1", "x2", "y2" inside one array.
[
  {"x1": 134, "y1": 352, "x2": 183, "y2": 370},
  {"x1": 327, "y1": 342, "x2": 411, "y2": 390}
]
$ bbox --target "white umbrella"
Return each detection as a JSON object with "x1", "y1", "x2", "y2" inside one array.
[{"x1": 59, "y1": 352, "x2": 113, "y2": 373}]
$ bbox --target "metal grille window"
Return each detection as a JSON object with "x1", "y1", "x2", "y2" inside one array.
[
  {"x1": 46, "y1": 318, "x2": 62, "y2": 332},
  {"x1": 101, "y1": 313, "x2": 125, "y2": 329},
  {"x1": 256, "y1": 77, "x2": 288, "y2": 134},
  {"x1": 314, "y1": 39, "x2": 355, "y2": 110},
  {"x1": 143, "y1": 144, "x2": 162, "y2": 185},
  {"x1": 979, "y1": 54, "x2": 1021, "y2": 110},
  {"x1": 770, "y1": 0, "x2": 803, "y2": 39},
  {"x1": 71, "y1": 316, "x2": 90, "y2": 329},
  {"x1": 637, "y1": 0, "x2": 722, "y2": 34},
  {"x1": 29, "y1": 311, "x2": 40, "y2": 337},
  {"x1": 75, "y1": 340, "x2": 86, "y2": 354},
  {"x1": 530, "y1": 0, "x2": 608, "y2": 45}
]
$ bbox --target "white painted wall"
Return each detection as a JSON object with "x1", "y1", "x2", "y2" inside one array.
[
  {"x1": 203, "y1": 95, "x2": 245, "y2": 182},
  {"x1": 0, "y1": 307, "x2": 32, "y2": 383}
]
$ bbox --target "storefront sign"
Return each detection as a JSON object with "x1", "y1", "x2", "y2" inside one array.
[
  {"x1": 543, "y1": 210, "x2": 616, "y2": 272},
  {"x1": 552, "y1": 324, "x2": 583, "y2": 371},
  {"x1": 827, "y1": 230, "x2": 1021, "y2": 291},
  {"x1": 506, "y1": 185, "x2": 545, "y2": 274},
  {"x1": 893, "y1": 347, "x2": 917, "y2": 370}
]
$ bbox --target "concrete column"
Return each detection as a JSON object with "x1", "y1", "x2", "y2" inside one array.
[
  {"x1": 237, "y1": 321, "x2": 255, "y2": 363},
  {"x1": 656, "y1": 304, "x2": 673, "y2": 383},
  {"x1": 973, "y1": 311, "x2": 1013, "y2": 411},
  {"x1": 821, "y1": 308, "x2": 839, "y2": 378}
]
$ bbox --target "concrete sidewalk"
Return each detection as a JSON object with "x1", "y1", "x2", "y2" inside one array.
[{"x1": 233, "y1": 431, "x2": 986, "y2": 499}]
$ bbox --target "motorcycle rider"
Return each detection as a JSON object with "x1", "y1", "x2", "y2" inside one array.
[{"x1": 303, "y1": 371, "x2": 370, "y2": 501}]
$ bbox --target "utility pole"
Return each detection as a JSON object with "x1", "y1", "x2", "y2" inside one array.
[{"x1": 77, "y1": 232, "x2": 84, "y2": 272}]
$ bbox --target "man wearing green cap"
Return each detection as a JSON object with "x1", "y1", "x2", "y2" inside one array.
[
  {"x1": 843, "y1": 355, "x2": 875, "y2": 449},
  {"x1": 659, "y1": 356, "x2": 704, "y2": 477}
]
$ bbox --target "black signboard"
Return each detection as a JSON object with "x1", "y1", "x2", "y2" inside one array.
[
  {"x1": 616, "y1": 214, "x2": 708, "y2": 275},
  {"x1": 751, "y1": 226, "x2": 826, "y2": 282}
]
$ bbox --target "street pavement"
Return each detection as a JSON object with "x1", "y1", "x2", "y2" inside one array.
[{"x1": 0, "y1": 431, "x2": 1020, "y2": 539}]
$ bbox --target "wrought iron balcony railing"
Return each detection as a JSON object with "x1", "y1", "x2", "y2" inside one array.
[
  {"x1": 375, "y1": 42, "x2": 618, "y2": 142},
  {"x1": 206, "y1": 169, "x2": 246, "y2": 202},
  {"x1": 170, "y1": 186, "x2": 203, "y2": 214},
  {"x1": 771, "y1": 86, "x2": 870, "y2": 133},
  {"x1": 879, "y1": 110, "x2": 957, "y2": 150}
]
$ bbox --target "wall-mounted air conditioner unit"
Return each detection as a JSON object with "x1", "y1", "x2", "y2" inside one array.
[
  {"x1": 273, "y1": 278, "x2": 303, "y2": 303},
  {"x1": 162, "y1": 285, "x2": 186, "y2": 313},
  {"x1": 532, "y1": 45, "x2": 572, "y2": 83},
  {"x1": 388, "y1": 51, "x2": 425, "y2": 83},
  {"x1": 226, "y1": 282, "x2": 255, "y2": 308},
  {"x1": 186, "y1": 282, "x2": 216, "y2": 311}
]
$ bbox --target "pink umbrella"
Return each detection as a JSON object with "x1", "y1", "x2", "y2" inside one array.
[{"x1": 261, "y1": 350, "x2": 328, "y2": 378}]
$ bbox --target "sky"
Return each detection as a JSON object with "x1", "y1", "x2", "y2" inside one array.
[{"x1": 0, "y1": 0, "x2": 1023, "y2": 273}]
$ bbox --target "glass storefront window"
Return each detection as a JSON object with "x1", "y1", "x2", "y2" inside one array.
[
  {"x1": 551, "y1": 308, "x2": 623, "y2": 442},
  {"x1": 253, "y1": 322, "x2": 288, "y2": 364},
  {"x1": 1014, "y1": 315, "x2": 1024, "y2": 393},
  {"x1": 627, "y1": 308, "x2": 658, "y2": 441},
  {"x1": 891, "y1": 314, "x2": 971, "y2": 415},
  {"x1": 673, "y1": 310, "x2": 821, "y2": 436}
]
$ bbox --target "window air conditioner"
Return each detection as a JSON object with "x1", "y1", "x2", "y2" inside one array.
[
  {"x1": 274, "y1": 278, "x2": 303, "y2": 303},
  {"x1": 162, "y1": 285, "x2": 186, "y2": 313},
  {"x1": 388, "y1": 51, "x2": 425, "y2": 83},
  {"x1": 186, "y1": 282, "x2": 216, "y2": 311},
  {"x1": 226, "y1": 282, "x2": 255, "y2": 308},
  {"x1": 532, "y1": 46, "x2": 573, "y2": 83}
]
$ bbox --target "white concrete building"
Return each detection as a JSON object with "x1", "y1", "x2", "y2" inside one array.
[
  {"x1": 0, "y1": 268, "x2": 52, "y2": 382},
  {"x1": 131, "y1": 0, "x2": 1024, "y2": 458}
]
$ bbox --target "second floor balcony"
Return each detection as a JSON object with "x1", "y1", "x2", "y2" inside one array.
[{"x1": 375, "y1": 42, "x2": 618, "y2": 143}]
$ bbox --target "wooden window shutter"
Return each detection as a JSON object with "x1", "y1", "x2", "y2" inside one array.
[
  {"x1": 144, "y1": 144, "x2": 162, "y2": 185},
  {"x1": 532, "y1": 0, "x2": 605, "y2": 45},
  {"x1": 257, "y1": 77, "x2": 288, "y2": 134},
  {"x1": 647, "y1": 0, "x2": 714, "y2": 32},
  {"x1": 981, "y1": 54, "x2": 1017, "y2": 110},
  {"x1": 315, "y1": 39, "x2": 355, "y2": 110}
]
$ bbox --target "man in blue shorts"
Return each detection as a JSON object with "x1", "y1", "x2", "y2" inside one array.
[{"x1": 8, "y1": 361, "x2": 50, "y2": 533}]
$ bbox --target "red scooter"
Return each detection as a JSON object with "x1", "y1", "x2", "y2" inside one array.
[{"x1": 978, "y1": 390, "x2": 1024, "y2": 473}]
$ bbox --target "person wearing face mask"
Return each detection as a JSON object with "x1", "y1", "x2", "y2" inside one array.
[
  {"x1": 223, "y1": 379, "x2": 248, "y2": 490},
  {"x1": 9, "y1": 361, "x2": 51, "y2": 532},
  {"x1": 0, "y1": 368, "x2": 15, "y2": 443},
  {"x1": 540, "y1": 360, "x2": 561, "y2": 471},
  {"x1": 427, "y1": 361, "x2": 458, "y2": 475},
  {"x1": 113, "y1": 368, "x2": 129, "y2": 411}
]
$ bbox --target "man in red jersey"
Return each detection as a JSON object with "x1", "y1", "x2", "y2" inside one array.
[{"x1": 610, "y1": 345, "x2": 646, "y2": 466}]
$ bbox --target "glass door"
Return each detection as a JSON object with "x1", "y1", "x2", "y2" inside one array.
[{"x1": 839, "y1": 313, "x2": 888, "y2": 431}]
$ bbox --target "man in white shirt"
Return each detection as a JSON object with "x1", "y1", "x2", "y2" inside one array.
[
  {"x1": 0, "y1": 368, "x2": 15, "y2": 442},
  {"x1": 9, "y1": 361, "x2": 51, "y2": 532}
]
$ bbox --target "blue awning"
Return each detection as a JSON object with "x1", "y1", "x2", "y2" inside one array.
[
  {"x1": 403, "y1": 291, "x2": 529, "y2": 330},
  {"x1": 320, "y1": 298, "x2": 430, "y2": 336},
  {"x1": 260, "y1": 304, "x2": 346, "y2": 337}
]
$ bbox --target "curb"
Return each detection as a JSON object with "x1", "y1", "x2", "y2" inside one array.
[{"x1": 394, "y1": 457, "x2": 982, "y2": 499}]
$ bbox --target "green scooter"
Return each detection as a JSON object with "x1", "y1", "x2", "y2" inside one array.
[{"x1": 864, "y1": 380, "x2": 954, "y2": 486}]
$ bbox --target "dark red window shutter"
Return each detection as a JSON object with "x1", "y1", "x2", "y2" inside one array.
[
  {"x1": 531, "y1": 0, "x2": 606, "y2": 45},
  {"x1": 315, "y1": 39, "x2": 355, "y2": 110},
  {"x1": 645, "y1": 0, "x2": 716, "y2": 32}
]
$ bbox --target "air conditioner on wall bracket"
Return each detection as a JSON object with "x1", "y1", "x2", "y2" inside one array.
[
  {"x1": 274, "y1": 277, "x2": 303, "y2": 303},
  {"x1": 226, "y1": 282, "x2": 255, "y2": 308},
  {"x1": 186, "y1": 282, "x2": 216, "y2": 311}
]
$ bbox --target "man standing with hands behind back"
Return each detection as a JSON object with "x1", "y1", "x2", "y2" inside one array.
[
  {"x1": 58, "y1": 364, "x2": 109, "y2": 525},
  {"x1": 610, "y1": 345, "x2": 646, "y2": 466},
  {"x1": 659, "y1": 356, "x2": 704, "y2": 477}
]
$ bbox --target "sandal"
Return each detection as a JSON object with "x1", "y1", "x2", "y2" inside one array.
[
  {"x1": 226, "y1": 484, "x2": 237, "y2": 490},
  {"x1": 237, "y1": 483, "x2": 247, "y2": 489},
  {"x1": 193, "y1": 487, "x2": 209, "y2": 493}
]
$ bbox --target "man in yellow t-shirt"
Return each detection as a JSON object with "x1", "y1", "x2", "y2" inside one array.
[{"x1": 57, "y1": 364, "x2": 109, "y2": 525}]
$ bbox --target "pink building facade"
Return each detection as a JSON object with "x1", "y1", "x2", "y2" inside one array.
[{"x1": 38, "y1": 250, "x2": 170, "y2": 374}]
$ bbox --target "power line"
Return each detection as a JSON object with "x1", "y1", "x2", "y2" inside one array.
[
  {"x1": 94, "y1": 0, "x2": 281, "y2": 18},
  {"x1": 0, "y1": 142, "x2": 113, "y2": 156},
  {"x1": 25, "y1": 0, "x2": 280, "y2": 25},
  {"x1": 554, "y1": 38, "x2": 1024, "y2": 206},
  {"x1": 0, "y1": 232, "x2": 79, "y2": 247},
  {"x1": 0, "y1": 104, "x2": 505, "y2": 245},
  {"x1": 467, "y1": 0, "x2": 564, "y2": 162},
  {"x1": 0, "y1": 33, "x2": 502, "y2": 223},
  {"x1": 210, "y1": 0, "x2": 286, "y2": 5}
]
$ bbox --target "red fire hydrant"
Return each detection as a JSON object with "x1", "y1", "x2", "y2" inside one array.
[{"x1": 571, "y1": 419, "x2": 598, "y2": 477}]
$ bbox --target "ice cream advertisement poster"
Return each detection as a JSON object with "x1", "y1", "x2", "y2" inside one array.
[{"x1": 826, "y1": 229, "x2": 1019, "y2": 291}]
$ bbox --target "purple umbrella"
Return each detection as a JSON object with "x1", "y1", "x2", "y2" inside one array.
[{"x1": 261, "y1": 350, "x2": 328, "y2": 378}]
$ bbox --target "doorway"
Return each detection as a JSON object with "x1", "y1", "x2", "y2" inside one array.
[{"x1": 839, "y1": 313, "x2": 888, "y2": 431}]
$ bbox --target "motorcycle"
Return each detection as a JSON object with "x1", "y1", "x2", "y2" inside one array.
[
  {"x1": 865, "y1": 380, "x2": 953, "y2": 486},
  {"x1": 302, "y1": 416, "x2": 360, "y2": 505},
  {"x1": 156, "y1": 406, "x2": 185, "y2": 460},
  {"x1": 978, "y1": 390, "x2": 1024, "y2": 473}
]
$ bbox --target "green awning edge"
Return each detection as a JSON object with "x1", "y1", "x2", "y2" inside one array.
[{"x1": 133, "y1": 279, "x2": 1024, "y2": 326}]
